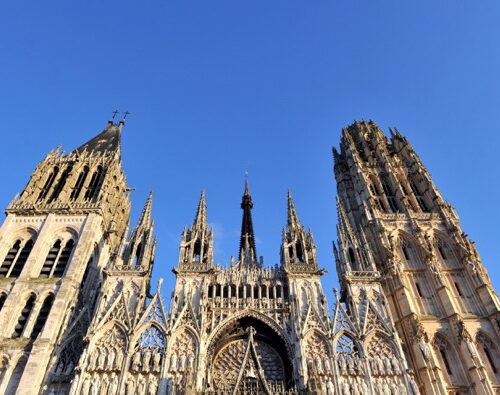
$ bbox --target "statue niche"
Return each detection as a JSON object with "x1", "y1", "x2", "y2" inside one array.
[{"x1": 127, "y1": 325, "x2": 165, "y2": 395}]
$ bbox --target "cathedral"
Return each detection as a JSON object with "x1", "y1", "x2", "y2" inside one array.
[{"x1": 0, "y1": 118, "x2": 498, "y2": 395}]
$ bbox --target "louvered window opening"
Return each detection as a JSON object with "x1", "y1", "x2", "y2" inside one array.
[
  {"x1": 0, "y1": 239, "x2": 34, "y2": 278},
  {"x1": 12, "y1": 294, "x2": 36, "y2": 338},
  {"x1": 48, "y1": 165, "x2": 73, "y2": 203},
  {"x1": 70, "y1": 166, "x2": 89, "y2": 201},
  {"x1": 37, "y1": 166, "x2": 59, "y2": 202},
  {"x1": 40, "y1": 239, "x2": 75, "y2": 278},
  {"x1": 31, "y1": 295, "x2": 54, "y2": 339},
  {"x1": 84, "y1": 166, "x2": 103, "y2": 200}
]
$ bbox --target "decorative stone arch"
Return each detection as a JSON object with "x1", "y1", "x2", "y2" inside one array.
[
  {"x1": 304, "y1": 328, "x2": 333, "y2": 356},
  {"x1": 364, "y1": 331, "x2": 404, "y2": 379},
  {"x1": 84, "y1": 321, "x2": 128, "y2": 378},
  {"x1": 131, "y1": 321, "x2": 168, "y2": 347},
  {"x1": 396, "y1": 230, "x2": 425, "y2": 269},
  {"x1": 0, "y1": 227, "x2": 38, "y2": 279},
  {"x1": 206, "y1": 309, "x2": 296, "y2": 391},
  {"x1": 432, "y1": 332, "x2": 465, "y2": 386},
  {"x1": 303, "y1": 328, "x2": 335, "y2": 383},
  {"x1": 333, "y1": 328, "x2": 361, "y2": 353},
  {"x1": 88, "y1": 319, "x2": 129, "y2": 351},
  {"x1": 475, "y1": 331, "x2": 499, "y2": 379},
  {"x1": 432, "y1": 230, "x2": 461, "y2": 269},
  {"x1": 207, "y1": 309, "x2": 293, "y2": 359}
]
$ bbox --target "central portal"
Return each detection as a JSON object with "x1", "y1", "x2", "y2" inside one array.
[{"x1": 207, "y1": 317, "x2": 294, "y2": 394}]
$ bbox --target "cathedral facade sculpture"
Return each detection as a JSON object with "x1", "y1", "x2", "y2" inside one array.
[{"x1": 0, "y1": 118, "x2": 498, "y2": 394}]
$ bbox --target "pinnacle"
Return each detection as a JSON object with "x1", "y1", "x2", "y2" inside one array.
[
  {"x1": 193, "y1": 190, "x2": 208, "y2": 228},
  {"x1": 287, "y1": 191, "x2": 301, "y2": 229},
  {"x1": 138, "y1": 191, "x2": 154, "y2": 228}
]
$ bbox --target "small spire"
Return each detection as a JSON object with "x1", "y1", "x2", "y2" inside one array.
[
  {"x1": 244, "y1": 172, "x2": 250, "y2": 196},
  {"x1": 239, "y1": 176, "x2": 256, "y2": 262},
  {"x1": 138, "y1": 192, "x2": 154, "y2": 228},
  {"x1": 287, "y1": 191, "x2": 301, "y2": 228},
  {"x1": 193, "y1": 190, "x2": 207, "y2": 228}
]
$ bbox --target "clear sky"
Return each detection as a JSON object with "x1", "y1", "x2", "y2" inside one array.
[{"x1": 0, "y1": 1, "x2": 499, "y2": 301}]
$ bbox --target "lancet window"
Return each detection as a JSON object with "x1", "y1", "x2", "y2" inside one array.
[
  {"x1": 408, "y1": 272, "x2": 440, "y2": 316},
  {"x1": 37, "y1": 166, "x2": 59, "y2": 201},
  {"x1": 40, "y1": 238, "x2": 75, "y2": 278},
  {"x1": 12, "y1": 294, "x2": 36, "y2": 338},
  {"x1": 49, "y1": 164, "x2": 73, "y2": 202},
  {"x1": 381, "y1": 174, "x2": 399, "y2": 212},
  {"x1": 0, "y1": 238, "x2": 34, "y2": 278},
  {"x1": 433, "y1": 334, "x2": 464, "y2": 385},
  {"x1": 368, "y1": 179, "x2": 386, "y2": 212},
  {"x1": 409, "y1": 177, "x2": 429, "y2": 212},
  {"x1": 30, "y1": 294, "x2": 54, "y2": 339},
  {"x1": 476, "y1": 333, "x2": 498, "y2": 378},
  {"x1": 84, "y1": 165, "x2": 103, "y2": 200},
  {"x1": 435, "y1": 237, "x2": 460, "y2": 269},
  {"x1": 398, "y1": 237, "x2": 423, "y2": 269},
  {"x1": 70, "y1": 165, "x2": 89, "y2": 201},
  {"x1": 446, "y1": 272, "x2": 479, "y2": 315}
]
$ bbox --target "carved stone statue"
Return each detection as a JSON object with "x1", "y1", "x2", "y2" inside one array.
[
  {"x1": 148, "y1": 377, "x2": 158, "y2": 395},
  {"x1": 97, "y1": 348, "x2": 106, "y2": 370},
  {"x1": 143, "y1": 351, "x2": 152, "y2": 373},
  {"x1": 153, "y1": 352, "x2": 162, "y2": 372},
  {"x1": 131, "y1": 352, "x2": 142, "y2": 371},
  {"x1": 107, "y1": 348, "x2": 116, "y2": 370},
  {"x1": 126, "y1": 378, "x2": 135, "y2": 395}
]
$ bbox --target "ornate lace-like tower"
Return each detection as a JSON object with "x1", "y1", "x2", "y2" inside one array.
[
  {"x1": 0, "y1": 118, "x2": 131, "y2": 394},
  {"x1": 333, "y1": 120, "x2": 500, "y2": 394},
  {"x1": 163, "y1": 180, "x2": 335, "y2": 394}
]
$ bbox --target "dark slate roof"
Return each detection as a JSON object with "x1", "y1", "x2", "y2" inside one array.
[{"x1": 75, "y1": 122, "x2": 121, "y2": 154}]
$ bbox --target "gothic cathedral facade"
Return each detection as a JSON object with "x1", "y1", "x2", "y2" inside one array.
[{"x1": 0, "y1": 118, "x2": 498, "y2": 395}]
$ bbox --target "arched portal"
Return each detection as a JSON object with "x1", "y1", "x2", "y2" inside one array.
[{"x1": 207, "y1": 316, "x2": 294, "y2": 393}]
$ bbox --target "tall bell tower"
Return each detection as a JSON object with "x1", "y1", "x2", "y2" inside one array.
[
  {"x1": 333, "y1": 120, "x2": 500, "y2": 394},
  {"x1": 0, "y1": 118, "x2": 131, "y2": 394}
]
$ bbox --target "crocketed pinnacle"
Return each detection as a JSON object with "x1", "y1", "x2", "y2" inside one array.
[
  {"x1": 137, "y1": 192, "x2": 153, "y2": 229},
  {"x1": 287, "y1": 191, "x2": 301, "y2": 229},
  {"x1": 193, "y1": 191, "x2": 207, "y2": 229}
]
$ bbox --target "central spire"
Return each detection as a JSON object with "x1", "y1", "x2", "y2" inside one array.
[{"x1": 239, "y1": 176, "x2": 257, "y2": 262}]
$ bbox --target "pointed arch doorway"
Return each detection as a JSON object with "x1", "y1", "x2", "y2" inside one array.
[{"x1": 207, "y1": 316, "x2": 295, "y2": 394}]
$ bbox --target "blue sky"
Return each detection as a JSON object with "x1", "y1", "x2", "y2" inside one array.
[{"x1": 0, "y1": 1, "x2": 499, "y2": 300}]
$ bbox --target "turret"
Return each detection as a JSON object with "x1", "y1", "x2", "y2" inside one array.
[
  {"x1": 177, "y1": 191, "x2": 214, "y2": 271},
  {"x1": 120, "y1": 192, "x2": 156, "y2": 273},
  {"x1": 281, "y1": 192, "x2": 318, "y2": 272}
]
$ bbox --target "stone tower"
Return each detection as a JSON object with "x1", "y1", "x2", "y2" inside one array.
[
  {"x1": 0, "y1": 118, "x2": 131, "y2": 394},
  {"x1": 333, "y1": 120, "x2": 500, "y2": 394}
]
